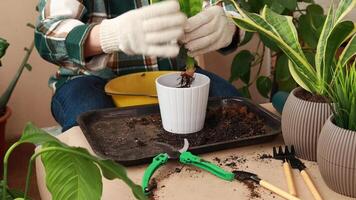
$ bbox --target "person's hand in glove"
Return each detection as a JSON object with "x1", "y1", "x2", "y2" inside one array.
[
  {"x1": 182, "y1": 6, "x2": 237, "y2": 57},
  {"x1": 99, "y1": 1, "x2": 186, "y2": 58}
]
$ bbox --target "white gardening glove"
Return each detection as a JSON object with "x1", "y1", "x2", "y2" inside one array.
[
  {"x1": 99, "y1": 1, "x2": 186, "y2": 57},
  {"x1": 182, "y1": 6, "x2": 236, "y2": 57}
]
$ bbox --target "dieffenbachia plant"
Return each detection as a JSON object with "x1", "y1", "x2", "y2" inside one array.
[
  {"x1": 224, "y1": 0, "x2": 356, "y2": 97},
  {"x1": 1, "y1": 123, "x2": 147, "y2": 200},
  {"x1": 151, "y1": 0, "x2": 203, "y2": 87}
]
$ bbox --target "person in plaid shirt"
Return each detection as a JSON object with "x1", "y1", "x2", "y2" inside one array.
[{"x1": 35, "y1": 0, "x2": 242, "y2": 132}]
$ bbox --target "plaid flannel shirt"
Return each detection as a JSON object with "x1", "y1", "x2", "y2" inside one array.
[{"x1": 35, "y1": 0, "x2": 239, "y2": 92}]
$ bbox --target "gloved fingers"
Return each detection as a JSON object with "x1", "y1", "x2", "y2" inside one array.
[
  {"x1": 140, "y1": 0, "x2": 180, "y2": 19},
  {"x1": 145, "y1": 28, "x2": 184, "y2": 44},
  {"x1": 143, "y1": 13, "x2": 187, "y2": 32},
  {"x1": 185, "y1": 26, "x2": 223, "y2": 52},
  {"x1": 184, "y1": 9, "x2": 215, "y2": 33},
  {"x1": 146, "y1": 44, "x2": 180, "y2": 57},
  {"x1": 182, "y1": 17, "x2": 218, "y2": 43},
  {"x1": 188, "y1": 44, "x2": 216, "y2": 57}
]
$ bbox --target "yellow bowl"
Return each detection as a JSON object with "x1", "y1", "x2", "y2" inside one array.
[{"x1": 105, "y1": 71, "x2": 177, "y2": 107}]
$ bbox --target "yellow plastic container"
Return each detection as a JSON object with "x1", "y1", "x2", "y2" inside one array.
[{"x1": 105, "y1": 71, "x2": 177, "y2": 107}]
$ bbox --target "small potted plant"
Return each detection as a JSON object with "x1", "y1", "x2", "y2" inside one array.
[
  {"x1": 224, "y1": 0, "x2": 355, "y2": 160},
  {"x1": 155, "y1": 0, "x2": 211, "y2": 134},
  {"x1": 317, "y1": 61, "x2": 356, "y2": 197},
  {"x1": 0, "y1": 27, "x2": 34, "y2": 164}
]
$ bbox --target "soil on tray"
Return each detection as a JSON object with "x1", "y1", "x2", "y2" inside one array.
[
  {"x1": 148, "y1": 103, "x2": 267, "y2": 147},
  {"x1": 295, "y1": 89, "x2": 329, "y2": 103}
]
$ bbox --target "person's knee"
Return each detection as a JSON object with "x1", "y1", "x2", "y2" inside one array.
[{"x1": 51, "y1": 76, "x2": 115, "y2": 131}]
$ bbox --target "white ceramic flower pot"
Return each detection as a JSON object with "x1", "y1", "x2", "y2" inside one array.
[
  {"x1": 317, "y1": 116, "x2": 356, "y2": 197},
  {"x1": 156, "y1": 72, "x2": 210, "y2": 134}
]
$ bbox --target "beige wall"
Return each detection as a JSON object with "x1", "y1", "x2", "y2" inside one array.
[{"x1": 0, "y1": 0, "x2": 58, "y2": 140}]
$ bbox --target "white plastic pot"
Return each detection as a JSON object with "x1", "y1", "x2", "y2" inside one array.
[{"x1": 156, "y1": 72, "x2": 210, "y2": 134}]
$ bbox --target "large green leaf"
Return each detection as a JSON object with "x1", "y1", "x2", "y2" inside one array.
[
  {"x1": 239, "y1": 31, "x2": 254, "y2": 46},
  {"x1": 230, "y1": 50, "x2": 254, "y2": 84},
  {"x1": 41, "y1": 143, "x2": 102, "y2": 200},
  {"x1": 262, "y1": 7, "x2": 304, "y2": 56},
  {"x1": 275, "y1": 54, "x2": 290, "y2": 82},
  {"x1": 316, "y1": 0, "x2": 355, "y2": 88},
  {"x1": 324, "y1": 21, "x2": 355, "y2": 82},
  {"x1": 338, "y1": 33, "x2": 356, "y2": 67},
  {"x1": 256, "y1": 76, "x2": 272, "y2": 98},
  {"x1": 19, "y1": 122, "x2": 60, "y2": 145},
  {"x1": 97, "y1": 160, "x2": 147, "y2": 200},
  {"x1": 279, "y1": 0, "x2": 297, "y2": 10}
]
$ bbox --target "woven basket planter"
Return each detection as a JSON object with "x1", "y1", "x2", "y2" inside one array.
[
  {"x1": 281, "y1": 87, "x2": 332, "y2": 161},
  {"x1": 317, "y1": 116, "x2": 356, "y2": 197}
]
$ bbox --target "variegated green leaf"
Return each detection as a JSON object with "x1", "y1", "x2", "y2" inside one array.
[
  {"x1": 288, "y1": 60, "x2": 313, "y2": 92},
  {"x1": 338, "y1": 33, "x2": 356, "y2": 67},
  {"x1": 334, "y1": 0, "x2": 356, "y2": 23},
  {"x1": 324, "y1": 21, "x2": 355, "y2": 84}
]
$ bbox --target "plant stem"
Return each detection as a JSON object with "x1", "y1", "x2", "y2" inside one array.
[
  {"x1": 2, "y1": 141, "x2": 21, "y2": 200},
  {"x1": 0, "y1": 40, "x2": 34, "y2": 110},
  {"x1": 186, "y1": 56, "x2": 195, "y2": 71}
]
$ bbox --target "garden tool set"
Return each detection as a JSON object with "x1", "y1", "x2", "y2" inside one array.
[
  {"x1": 273, "y1": 145, "x2": 323, "y2": 200},
  {"x1": 142, "y1": 139, "x2": 319, "y2": 200}
]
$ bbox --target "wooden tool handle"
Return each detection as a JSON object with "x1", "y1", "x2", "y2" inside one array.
[
  {"x1": 301, "y1": 170, "x2": 323, "y2": 200},
  {"x1": 283, "y1": 162, "x2": 297, "y2": 196},
  {"x1": 260, "y1": 180, "x2": 301, "y2": 200}
]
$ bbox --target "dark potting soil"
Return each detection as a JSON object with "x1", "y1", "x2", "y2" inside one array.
[
  {"x1": 150, "y1": 104, "x2": 267, "y2": 147},
  {"x1": 295, "y1": 89, "x2": 329, "y2": 103}
]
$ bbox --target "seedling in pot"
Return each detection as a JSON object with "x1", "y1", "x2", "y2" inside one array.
[{"x1": 151, "y1": 0, "x2": 203, "y2": 88}]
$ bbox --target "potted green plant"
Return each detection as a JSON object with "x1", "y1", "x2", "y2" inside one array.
[
  {"x1": 228, "y1": 0, "x2": 325, "y2": 99},
  {"x1": 317, "y1": 61, "x2": 356, "y2": 197},
  {"x1": 1, "y1": 122, "x2": 147, "y2": 200},
  {"x1": 152, "y1": 0, "x2": 212, "y2": 134},
  {"x1": 223, "y1": 0, "x2": 355, "y2": 160},
  {"x1": 0, "y1": 24, "x2": 34, "y2": 165}
]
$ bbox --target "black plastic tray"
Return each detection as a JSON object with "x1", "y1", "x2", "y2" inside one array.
[{"x1": 78, "y1": 97, "x2": 281, "y2": 166}]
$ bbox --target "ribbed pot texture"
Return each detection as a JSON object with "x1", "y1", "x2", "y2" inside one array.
[
  {"x1": 317, "y1": 116, "x2": 356, "y2": 197},
  {"x1": 281, "y1": 87, "x2": 332, "y2": 161}
]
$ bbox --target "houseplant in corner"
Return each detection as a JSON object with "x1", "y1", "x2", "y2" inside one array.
[
  {"x1": 1, "y1": 122, "x2": 147, "y2": 200},
  {"x1": 154, "y1": 0, "x2": 211, "y2": 134},
  {"x1": 224, "y1": 0, "x2": 355, "y2": 160},
  {"x1": 0, "y1": 24, "x2": 34, "y2": 166},
  {"x1": 317, "y1": 61, "x2": 356, "y2": 197}
]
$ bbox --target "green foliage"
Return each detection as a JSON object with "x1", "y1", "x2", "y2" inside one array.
[
  {"x1": 0, "y1": 38, "x2": 9, "y2": 66},
  {"x1": 228, "y1": 0, "x2": 356, "y2": 97},
  {"x1": 256, "y1": 76, "x2": 272, "y2": 98},
  {"x1": 229, "y1": 50, "x2": 254, "y2": 83},
  {"x1": 0, "y1": 181, "x2": 26, "y2": 200},
  {"x1": 2, "y1": 123, "x2": 147, "y2": 200},
  {"x1": 221, "y1": 0, "x2": 325, "y2": 99},
  {"x1": 0, "y1": 25, "x2": 35, "y2": 113},
  {"x1": 329, "y1": 63, "x2": 356, "y2": 131}
]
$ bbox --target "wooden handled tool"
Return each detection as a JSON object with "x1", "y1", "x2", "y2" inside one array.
[
  {"x1": 289, "y1": 157, "x2": 323, "y2": 200},
  {"x1": 283, "y1": 162, "x2": 297, "y2": 196},
  {"x1": 300, "y1": 170, "x2": 323, "y2": 200},
  {"x1": 273, "y1": 146, "x2": 297, "y2": 196},
  {"x1": 260, "y1": 180, "x2": 300, "y2": 200},
  {"x1": 234, "y1": 170, "x2": 301, "y2": 200}
]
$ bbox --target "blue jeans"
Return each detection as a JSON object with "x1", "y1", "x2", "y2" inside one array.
[{"x1": 51, "y1": 68, "x2": 241, "y2": 132}]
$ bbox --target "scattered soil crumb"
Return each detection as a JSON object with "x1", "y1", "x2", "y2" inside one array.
[
  {"x1": 258, "y1": 153, "x2": 273, "y2": 159},
  {"x1": 213, "y1": 155, "x2": 247, "y2": 169},
  {"x1": 175, "y1": 167, "x2": 182, "y2": 173},
  {"x1": 243, "y1": 180, "x2": 260, "y2": 199}
]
